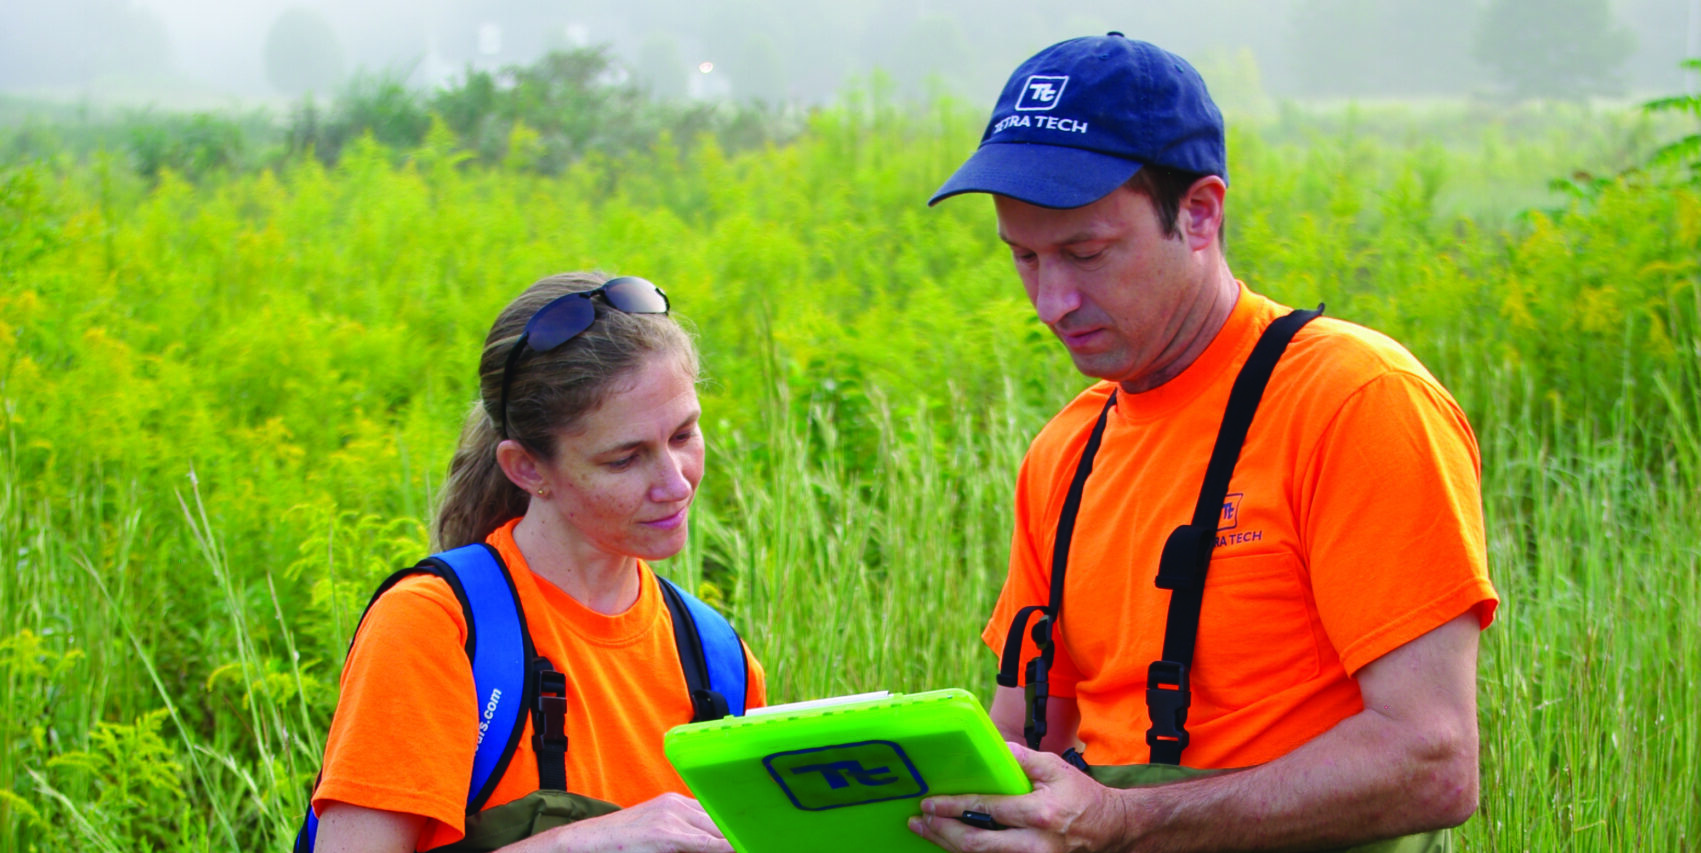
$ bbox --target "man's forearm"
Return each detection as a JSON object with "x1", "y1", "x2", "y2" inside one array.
[
  {"x1": 915, "y1": 615, "x2": 1484, "y2": 853},
  {"x1": 1104, "y1": 702, "x2": 1478, "y2": 852},
  {"x1": 1097, "y1": 614, "x2": 1483, "y2": 851}
]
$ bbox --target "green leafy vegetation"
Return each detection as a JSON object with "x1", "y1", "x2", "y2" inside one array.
[
  {"x1": 1644, "y1": 59, "x2": 1701, "y2": 180},
  {"x1": 1, "y1": 71, "x2": 1698, "y2": 850}
]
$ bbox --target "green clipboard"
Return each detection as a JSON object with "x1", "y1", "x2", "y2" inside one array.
[{"x1": 664, "y1": 688, "x2": 1031, "y2": 853}]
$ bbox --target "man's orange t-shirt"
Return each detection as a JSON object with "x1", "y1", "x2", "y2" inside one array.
[
  {"x1": 985, "y1": 284, "x2": 1497, "y2": 770},
  {"x1": 313, "y1": 518, "x2": 767, "y2": 850}
]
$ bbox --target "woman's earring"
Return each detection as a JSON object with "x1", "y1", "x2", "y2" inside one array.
[{"x1": 536, "y1": 487, "x2": 551, "y2": 499}]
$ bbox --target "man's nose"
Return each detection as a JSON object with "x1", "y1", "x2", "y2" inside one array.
[{"x1": 1031, "y1": 262, "x2": 1082, "y2": 326}]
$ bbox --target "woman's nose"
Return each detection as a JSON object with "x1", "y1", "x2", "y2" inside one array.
[{"x1": 650, "y1": 451, "x2": 694, "y2": 502}]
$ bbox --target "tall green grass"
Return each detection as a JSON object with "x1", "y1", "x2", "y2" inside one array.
[
  {"x1": 2, "y1": 96, "x2": 1698, "y2": 850},
  {"x1": 698, "y1": 381, "x2": 1037, "y2": 700}
]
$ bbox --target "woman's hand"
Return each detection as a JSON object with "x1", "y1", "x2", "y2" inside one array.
[{"x1": 539, "y1": 792, "x2": 732, "y2": 853}]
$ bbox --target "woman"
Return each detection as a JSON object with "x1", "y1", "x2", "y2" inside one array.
[{"x1": 308, "y1": 272, "x2": 764, "y2": 852}]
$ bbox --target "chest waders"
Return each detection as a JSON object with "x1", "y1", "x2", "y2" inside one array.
[
  {"x1": 294, "y1": 544, "x2": 748, "y2": 852},
  {"x1": 999, "y1": 307, "x2": 1449, "y2": 853}
]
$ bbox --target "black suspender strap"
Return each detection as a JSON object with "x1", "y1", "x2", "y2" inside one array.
[
  {"x1": 997, "y1": 389, "x2": 1118, "y2": 750},
  {"x1": 1146, "y1": 305, "x2": 1322, "y2": 764},
  {"x1": 997, "y1": 304, "x2": 1323, "y2": 764}
]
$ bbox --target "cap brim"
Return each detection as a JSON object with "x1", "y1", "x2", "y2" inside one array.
[{"x1": 928, "y1": 142, "x2": 1143, "y2": 209}]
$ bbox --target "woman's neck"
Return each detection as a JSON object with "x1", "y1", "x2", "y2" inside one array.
[{"x1": 511, "y1": 511, "x2": 642, "y2": 615}]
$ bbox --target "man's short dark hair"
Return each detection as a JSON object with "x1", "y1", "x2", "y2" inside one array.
[{"x1": 1125, "y1": 165, "x2": 1213, "y2": 239}]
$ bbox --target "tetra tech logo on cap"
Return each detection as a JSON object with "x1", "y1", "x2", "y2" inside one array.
[
  {"x1": 1016, "y1": 75, "x2": 1068, "y2": 111},
  {"x1": 992, "y1": 73, "x2": 1091, "y2": 136}
]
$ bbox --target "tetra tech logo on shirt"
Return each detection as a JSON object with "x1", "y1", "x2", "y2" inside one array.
[
  {"x1": 1219, "y1": 493, "x2": 1263, "y2": 547},
  {"x1": 993, "y1": 75, "x2": 1091, "y2": 135}
]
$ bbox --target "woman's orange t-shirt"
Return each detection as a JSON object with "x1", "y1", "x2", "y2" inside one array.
[
  {"x1": 313, "y1": 519, "x2": 767, "y2": 850},
  {"x1": 985, "y1": 284, "x2": 1497, "y2": 769}
]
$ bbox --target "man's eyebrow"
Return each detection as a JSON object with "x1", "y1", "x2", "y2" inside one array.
[{"x1": 998, "y1": 229, "x2": 1100, "y2": 247}]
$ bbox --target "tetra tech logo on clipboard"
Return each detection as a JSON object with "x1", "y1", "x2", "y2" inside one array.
[{"x1": 763, "y1": 740, "x2": 928, "y2": 811}]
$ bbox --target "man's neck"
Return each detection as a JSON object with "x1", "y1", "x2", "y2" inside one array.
[{"x1": 1119, "y1": 261, "x2": 1239, "y2": 395}]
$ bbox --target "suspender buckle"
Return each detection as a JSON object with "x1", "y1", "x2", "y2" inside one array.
[
  {"x1": 1144, "y1": 659, "x2": 1191, "y2": 754},
  {"x1": 1023, "y1": 655, "x2": 1050, "y2": 748},
  {"x1": 1061, "y1": 746, "x2": 1091, "y2": 773},
  {"x1": 1029, "y1": 612, "x2": 1054, "y2": 652},
  {"x1": 1156, "y1": 524, "x2": 1214, "y2": 591},
  {"x1": 998, "y1": 605, "x2": 1050, "y2": 688}
]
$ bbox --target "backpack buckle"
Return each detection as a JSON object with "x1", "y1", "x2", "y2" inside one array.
[
  {"x1": 533, "y1": 668, "x2": 568, "y2": 751},
  {"x1": 690, "y1": 688, "x2": 731, "y2": 722}
]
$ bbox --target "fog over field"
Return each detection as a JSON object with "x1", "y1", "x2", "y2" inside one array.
[{"x1": 0, "y1": 0, "x2": 1697, "y2": 109}]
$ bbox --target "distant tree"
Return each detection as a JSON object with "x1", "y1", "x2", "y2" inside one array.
[
  {"x1": 430, "y1": 67, "x2": 503, "y2": 157},
  {"x1": 287, "y1": 71, "x2": 429, "y2": 164},
  {"x1": 127, "y1": 112, "x2": 246, "y2": 181},
  {"x1": 333, "y1": 73, "x2": 431, "y2": 151},
  {"x1": 1473, "y1": 0, "x2": 1635, "y2": 98},
  {"x1": 263, "y1": 6, "x2": 345, "y2": 96},
  {"x1": 498, "y1": 47, "x2": 655, "y2": 159}
]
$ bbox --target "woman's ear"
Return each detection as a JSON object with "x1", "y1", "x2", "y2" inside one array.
[{"x1": 496, "y1": 439, "x2": 546, "y2": 497}]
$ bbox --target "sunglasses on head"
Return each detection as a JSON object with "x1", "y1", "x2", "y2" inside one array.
[{"x1": 496, "y1": 276, "x2": 671, "y2": 438}]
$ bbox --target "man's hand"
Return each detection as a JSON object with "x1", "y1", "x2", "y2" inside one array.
[{"x1": 908, "y1": 743, "x2": 1136, "y2": 853}]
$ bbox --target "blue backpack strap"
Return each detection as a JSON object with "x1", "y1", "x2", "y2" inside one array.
[
  {"x1": 431, "y1": 543, "x2": 534, "y2": 809},
  {"x1": 657, "y1": 577, "x2": 749, "y2": 718},
  {"x1": 295, "y1": 543, "x2": 532, "y2": 851}
]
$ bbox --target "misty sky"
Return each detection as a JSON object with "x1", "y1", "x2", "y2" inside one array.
[{"x1": 1, "y1": 0, "x2": 1697, "y2": 109}]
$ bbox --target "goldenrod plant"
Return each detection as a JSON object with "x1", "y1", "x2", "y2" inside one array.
[{"x1": 0, "y1": 91, "x2": 1696, "y2": 849}]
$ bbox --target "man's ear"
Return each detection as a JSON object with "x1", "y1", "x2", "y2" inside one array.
[
  {"x1": 1179, "y1": 175, "x2": 1227, "y2": 252},
  {"x1": 496, "y1": 439, "x2": 546, "y2": 496}
]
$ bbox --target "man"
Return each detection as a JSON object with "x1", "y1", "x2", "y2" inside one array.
[{"x1": 910, "y1": 34, "x2": 1498, "y2": 853}]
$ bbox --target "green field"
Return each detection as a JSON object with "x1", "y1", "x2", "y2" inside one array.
[{"x1": 2, "y1": 91, "x2": 1698, "y2": 850}]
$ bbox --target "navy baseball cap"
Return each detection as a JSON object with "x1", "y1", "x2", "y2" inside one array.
[{"x1": 929, "y1": 33, "x2": 1226, "y2": 209}]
